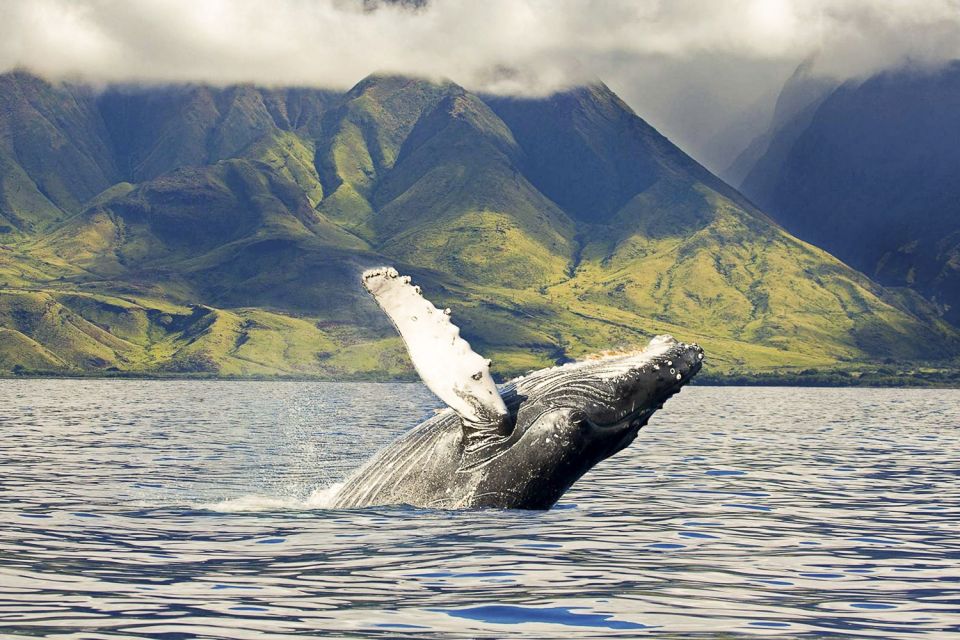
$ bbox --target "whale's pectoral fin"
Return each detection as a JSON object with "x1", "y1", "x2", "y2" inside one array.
[{"x1": 362, "y1": 268, "x2": 511, "y2": 444}]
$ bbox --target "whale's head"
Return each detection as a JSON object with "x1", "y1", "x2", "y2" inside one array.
[
  {"x1": 516, "y1": 335, "x2": 702, "y2": 450},
  {"x1": 484, "y1": 335, "x2": 703, "y2": 508},
  {"x1": 564, "y1": 336, "x2": 703, "y2": 445}
]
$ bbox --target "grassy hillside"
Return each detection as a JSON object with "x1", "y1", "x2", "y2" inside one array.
[
  {"x1": 1, "y1": 71, "x2": 958, "y2": 378},
  {"x1": 738, "y1": 62, "x2": 960, "y2": 326},
  {"x1": 0, "y1": 288, "x2": 410, "y2": 377}
]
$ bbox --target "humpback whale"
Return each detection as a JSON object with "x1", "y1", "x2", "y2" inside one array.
[{"x1": 329, "y1": 267, "x2": 704, "y2": 510}]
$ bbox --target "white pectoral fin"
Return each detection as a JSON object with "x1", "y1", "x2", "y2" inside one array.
[{"x1": 362, "y1": 268, "x2": 510, "y2": 435}]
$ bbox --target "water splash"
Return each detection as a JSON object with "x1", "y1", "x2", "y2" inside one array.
[{"x1": 202, "y1": 483, "x2": 345, "y2": 512}]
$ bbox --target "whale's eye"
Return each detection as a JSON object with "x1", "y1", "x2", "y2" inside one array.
[{"x1": 570, "y1": 411, "x2": 590, "y2": 431}]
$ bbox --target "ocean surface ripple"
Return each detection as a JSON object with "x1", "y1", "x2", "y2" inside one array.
[{"x1": 0, "y1": 381, "x2": 958, "y2": 638}]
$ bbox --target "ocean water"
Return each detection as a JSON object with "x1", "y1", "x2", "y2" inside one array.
[{"x1": 0, "y1": 381, "x2": 958, "y2": 639}]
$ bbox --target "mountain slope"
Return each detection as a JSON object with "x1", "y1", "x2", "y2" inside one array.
[
  {"x1": 1, "y1": 70, "x2": 957, "y2": 377},
  {"x1": 488, "y1": 85, "x2": 760, "y2": 225},
  {"x1": 0, "y1": 72, "x2": 119, "y2": 234},
  {"x1": 372, "y1": 91, "x2": 576, "y2": 287},
  {"x1": 725, "y1": 59, "x2": 836, "y2": 187},
  {"x1": 737, "y1": 62, "x2": 960, "y2": 326}
]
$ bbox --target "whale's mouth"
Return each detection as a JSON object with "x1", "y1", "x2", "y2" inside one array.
[{"x1": 588, "y1": 403, "x2": 658, "y2": 431}]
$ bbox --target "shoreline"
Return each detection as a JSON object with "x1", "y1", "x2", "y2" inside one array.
[{"x1": 3, "y1": 370, "x2": 958, "y2": 389}]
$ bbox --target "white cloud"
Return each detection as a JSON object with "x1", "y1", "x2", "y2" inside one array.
[{"x1": 2, "y1": 0, "x2": 959, "y2": 170}]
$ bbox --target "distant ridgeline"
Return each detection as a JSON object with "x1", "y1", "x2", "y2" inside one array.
[
  {"x1": 732, "y1": 61, "x2": 960, "y2": 331},
  {"x1": 0, "y1": 70, "x2": 957, "y2": 378}
]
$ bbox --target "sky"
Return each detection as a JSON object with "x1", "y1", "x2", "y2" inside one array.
[{"x1": 2, "y1": 0, "x2": 959, "y2": 173}]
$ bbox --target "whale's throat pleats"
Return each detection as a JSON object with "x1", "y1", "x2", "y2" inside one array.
[{"x1": 362, "y1": 268, "x2": 512, "y2": 459}]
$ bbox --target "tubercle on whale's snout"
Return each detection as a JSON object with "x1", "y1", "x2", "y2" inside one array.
[
  {"x1": 633, "y1": 341, "x2": 703, "y2": 384},
  {"x1": 658, "y1": 344, "x2": 704, "y2": 393},
  {"x1": 672, "y1": 343, "x2": 705, "y2": 381},
  {"x1": 637, "y1": 341, "x2": 704, "y2": 400}
]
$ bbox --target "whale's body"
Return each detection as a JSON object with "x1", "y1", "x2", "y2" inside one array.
[{"x1": 330, "y1": 268, "x2": 703, "y2": 510}]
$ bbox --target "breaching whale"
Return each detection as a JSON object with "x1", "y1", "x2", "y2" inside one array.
[{"x1": 329, "y1": 267, "x2": 704, "y2": 510}]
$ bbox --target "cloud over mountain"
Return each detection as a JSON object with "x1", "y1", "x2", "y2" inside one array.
[{"x1": 2, "y1": 0, "x2": 959, "y2": 172}]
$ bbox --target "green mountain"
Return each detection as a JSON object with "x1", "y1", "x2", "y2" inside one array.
[
  {"x1": 737, "y1": 62, "x2": 960, "y2": 327},
  {"x1": 1, "y1": 70, "x2": 957, "y2": 377}
]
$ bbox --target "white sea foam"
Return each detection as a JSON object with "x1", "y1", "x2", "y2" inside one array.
[{"x1": 199, "y1": 483, "x2": 344, "y2": 512}]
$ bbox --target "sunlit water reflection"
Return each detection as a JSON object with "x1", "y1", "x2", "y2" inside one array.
[{"x1": 1, "y1": 381, "x2": 958, "y2": 638}]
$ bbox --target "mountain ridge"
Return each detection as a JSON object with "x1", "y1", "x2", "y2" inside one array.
[
  {"x1": 1, "y1": 69, "x2": 957, "y2": 377},
  {"x1": 736, "y1": 61, "x2": 960, "y2": 327}
]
